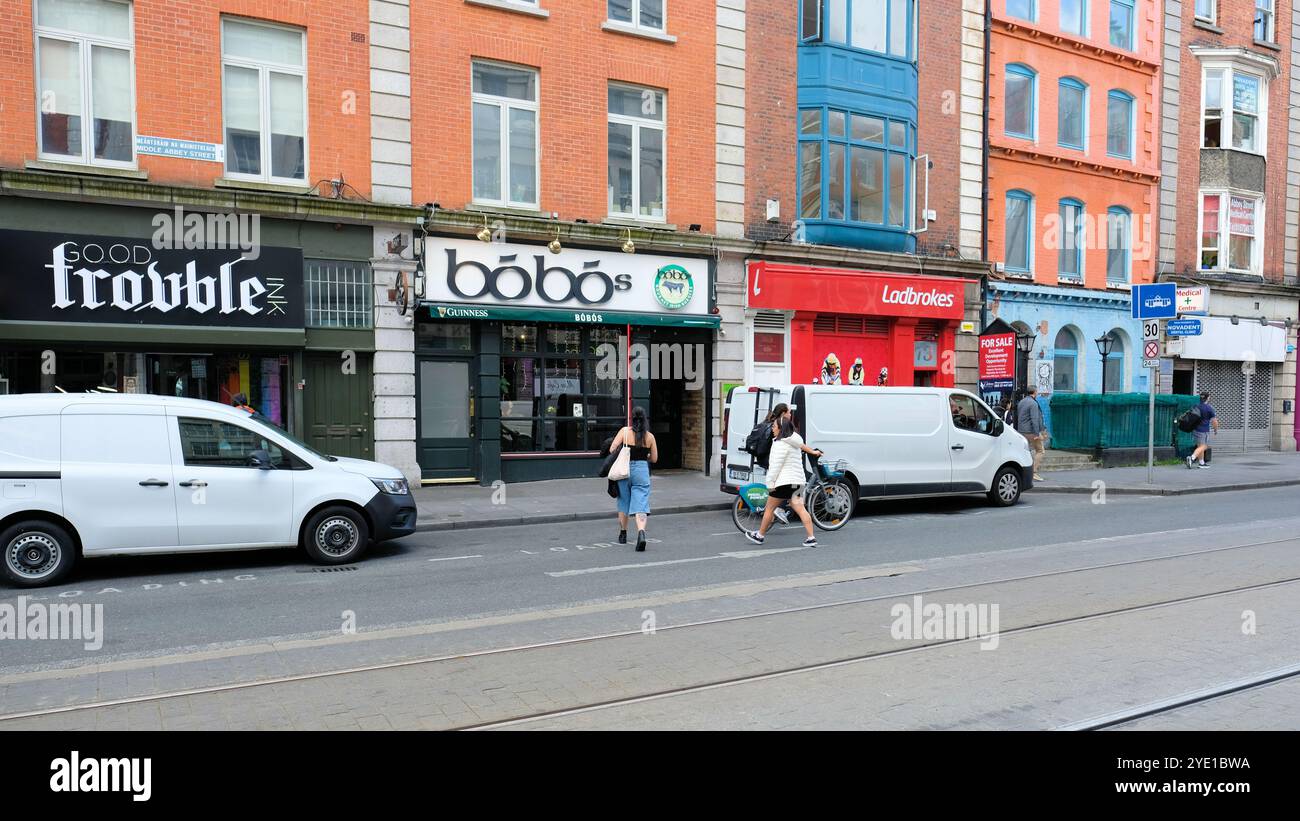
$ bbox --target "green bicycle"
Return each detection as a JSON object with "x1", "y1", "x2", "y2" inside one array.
[{"x1": 730, "y1": 456, "x2": 856, "y2": 533}]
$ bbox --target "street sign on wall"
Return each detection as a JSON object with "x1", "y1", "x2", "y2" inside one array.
[
  {"x1": 1175, "y1": 286, "x2": 1210, "y2": 315},
  {"x1": 1132, "y1": 283, "x2": 1177, "y2": 319},
  {"x1": 1167, "y1": 319, "x2": 1203, "y2": 336}
]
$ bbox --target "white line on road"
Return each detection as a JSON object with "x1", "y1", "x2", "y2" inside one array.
[
  {"x1": 428, "y1": 555, "x2": 484, "y2": 562},
  {"x1": 547, "y1": 547, "x2": 812, "y2": 577}
]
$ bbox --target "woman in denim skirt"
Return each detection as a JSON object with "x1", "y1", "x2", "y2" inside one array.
[{"x1": 614, "y1": 407, "x2": 657, "y2": 552}]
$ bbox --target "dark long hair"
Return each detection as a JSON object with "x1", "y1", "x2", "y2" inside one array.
[
  {"x1": 764, "y1": 402, "x2": 790, "y2": 423},
  {"x1": 630, "y1": 406, "x2": 648, "y2": 447},
  {"x1": 776, "y1": 417, "x2": 797, "y2": 440}
]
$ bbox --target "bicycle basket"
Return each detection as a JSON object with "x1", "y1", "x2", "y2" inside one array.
[{"x1": 820, "y1": 458, "x2": 850, "y2": 478}]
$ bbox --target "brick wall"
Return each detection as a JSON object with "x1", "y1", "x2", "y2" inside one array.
[
  {"x1": 0, "y1": 0, "x2": 373, "y2": 193},
  {"x1": 1170, "y1": 0, "x2": 1294, "y2": 284},
  {"x1": 742, "y1": 0, "x2": 797, "y2": 242},
  {"x1": 410, "y1": 0, "x2": 717, "y2": 231},
  {"x1": 916, "y1": 0, "x2": 968, "y2": 257}
]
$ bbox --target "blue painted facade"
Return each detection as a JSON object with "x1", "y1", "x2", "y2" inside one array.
[
  {"x1": 796, "y1": 0, "x2": 917, "y2": 252},
  {"x1": 988, "y1": 282, "x2": 1149, "y2": 433}
]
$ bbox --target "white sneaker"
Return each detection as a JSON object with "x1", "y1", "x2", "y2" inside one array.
[
  {"x1": 745, "y1": 530, "x2": 765, "y2": 545},
  {"x1": 1185, "y1": 456, "x2": 1195, "y2": 469},
  {"x1": 802, "y1": 536, "x2": 818, "y2": 548},
  {"x1": 1198, "y1": 462, "x2": 1209, "y2": 469},
  {"x1": 774, "y1": 507, "x2": 790, "y2": 524}
]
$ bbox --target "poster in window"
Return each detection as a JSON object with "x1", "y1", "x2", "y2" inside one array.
[
  {"x1": 1232, "y1": 75, "x2": 1258, "y2": 113},
  {"x1": 1035, "y1": 361, "x2": 1055, "y2": 396},
  {"x1": 754, "y1": 332, "x2": 784, "y2": 363},
  {"x1": 1229, "y1": 197, "x2": 1255, "y2": 235}
]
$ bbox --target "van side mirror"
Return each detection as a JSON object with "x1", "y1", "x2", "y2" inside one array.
[
  {"x1": 249, "y1": 449, "x2": 273, "y2": 470},
  {"x1": 991, "y1": 419, "x2": 1005, "y2": 437}
]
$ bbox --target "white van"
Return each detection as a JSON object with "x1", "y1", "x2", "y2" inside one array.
[
  {"x1": 722, "y1": 384, "x2": 1035, "y2": 507},
  {"x1": 0, "y1": 394, "x2": 417, "y2": 587}
]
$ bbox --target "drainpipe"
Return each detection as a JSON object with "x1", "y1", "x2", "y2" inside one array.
[{"x1": 981, "y1": 1, "x2": 991, "y2": 264}]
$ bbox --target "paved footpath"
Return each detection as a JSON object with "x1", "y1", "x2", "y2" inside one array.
[{"x1": 1030, "y1": 451, "x2": 1300, "y2": 496}]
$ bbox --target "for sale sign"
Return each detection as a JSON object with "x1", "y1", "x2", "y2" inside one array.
[{"x1": 979, "y1": 332, "x2": 1016, "y2": 381}]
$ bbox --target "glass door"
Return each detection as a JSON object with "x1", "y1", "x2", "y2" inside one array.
[{"x1": 416, "y1": 356, "x2": 476, "y2": 480}]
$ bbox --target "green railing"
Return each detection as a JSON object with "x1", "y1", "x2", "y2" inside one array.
[{"x1": 1048, "y1": 393, "x2": 1201, "y2": 450}]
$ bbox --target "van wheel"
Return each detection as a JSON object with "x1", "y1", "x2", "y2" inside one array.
[
  {"x1": 2, "y1": 520, "x2": 76, "y2": 588},
  {"x1": 988, "y1": 466, "x2": 1022, "y2": 507},
  {"x1": 302, "y1": 506, "x2": 370, "y2": 565}
]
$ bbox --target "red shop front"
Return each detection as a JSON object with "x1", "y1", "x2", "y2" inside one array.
[{"x1": 746, "y1": 261, "x2": 970, "y2": 388}]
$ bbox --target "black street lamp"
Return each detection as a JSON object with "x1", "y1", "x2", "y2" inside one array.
[
  {"x1": 1015, "y1": 331, "x2": 1035, "y2": 392},
  {"x1": 1095, "y1": 333, "x2": 1115, "y2": 394}
]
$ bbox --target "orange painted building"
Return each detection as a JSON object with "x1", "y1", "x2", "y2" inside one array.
[
  {"x1": 409, "y1": 0, "x2": 716, "y2": 232},
  {"x1": 986, "y1": 0, "x2": 1160, "y2": 289},
  {"x1": 0, "y1": 0, "x2": 373, "y2": 194}
]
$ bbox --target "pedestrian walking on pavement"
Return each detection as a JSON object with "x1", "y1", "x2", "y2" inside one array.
[
  {"x1": 613, "y1": 407, "x2": 657, "y2": 551},
  {"x1": 1187, "y1": 392, "x2": 1219, "y2": 469},
  {"x1": 745, "y1": 417, "x2": 822, "y2": 548},
  {"x1": 1017, "y1": 386, "x2": 1048, "y2": 482}
]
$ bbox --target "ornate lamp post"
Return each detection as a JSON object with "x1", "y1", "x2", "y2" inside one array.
[{"x1": 1095, "y1": 333, "x2": 1116, "y2": 394}]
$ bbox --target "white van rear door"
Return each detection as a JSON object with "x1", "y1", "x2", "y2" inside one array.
[
  {"x1": 948, "y1": 393, "x2": 1001, "y2": 491},
  {"x1": 60, "y1": 405, "x2": 180, "y2": 551}
]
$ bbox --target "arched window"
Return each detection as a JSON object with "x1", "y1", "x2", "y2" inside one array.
[
  {"x1": 1005, "y1": 190, "x2": 1034, "y2": 274},
  {"x1": 1107, "y1": 90, "x2": 1134, "y2": 159},
  {"x1": 1058, "y1": 77, "x2": 1087, "y2": 150},
  {"x1": 1053, "y1": 327, "x2": 1079, "y2": 392},
  {"x1": 1058, "y1": 197, "x2": 1085, "y2": 281},
  {"x1": 1106, "y1": 206, "x2": 1131, "y2": 283},
  {"x1": 1005, "y1": 64, "x2": 1037, "y2": 139},
  {"x1": 1103, "y1": 332, "x2": 1125, "y2": 391}
]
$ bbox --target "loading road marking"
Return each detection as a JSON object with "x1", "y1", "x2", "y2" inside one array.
[{"x1": 547, "y1": 547, "x2": 810, "y2": 577}]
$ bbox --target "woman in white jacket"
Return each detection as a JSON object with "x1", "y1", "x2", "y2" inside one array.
[{"x1": 746, "y1": 417, "x2": 822, "y2": 547}]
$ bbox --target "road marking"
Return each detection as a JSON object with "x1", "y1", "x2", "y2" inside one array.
[
  {"x1": 547, "y1": 546, "x2": 812, "y2": 577},
  {"x1": 428, "y1": 555, "x2": 483, "y2": 562}
]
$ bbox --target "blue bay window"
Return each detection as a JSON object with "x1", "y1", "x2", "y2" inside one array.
[{"x1": 798, "y1": 107, "x2": 913, "y2": 232}]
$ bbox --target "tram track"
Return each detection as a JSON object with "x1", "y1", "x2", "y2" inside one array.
[{"x1": 1, "y1": 534, "x2": 1298, "y2": 728}]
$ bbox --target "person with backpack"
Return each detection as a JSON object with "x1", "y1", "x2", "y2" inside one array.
[
  {"x1": 745, "y1": 403, "x2": 793, "y2": 524},
  {"x1": 1185, "y1": 392, "x2": 1218, "y2": 469},
  {"x1": 745, "y1": 417, "x2": 823, "y2": 547}
]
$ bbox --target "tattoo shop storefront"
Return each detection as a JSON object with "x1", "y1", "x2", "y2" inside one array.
[
  {"x1": 0, "y1": 227, "x2": 306, "y2": 431},
  {"x1": 414, "y1": 237, "x2": 719, "y2": 484}
]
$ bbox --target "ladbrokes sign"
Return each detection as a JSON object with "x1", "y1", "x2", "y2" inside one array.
[
  {"x1": 0, "y1": 229, "x2": 303, "y2": 329},
  {"x1": 426, "y1": 237, "x2": 709, "y2": 317}
]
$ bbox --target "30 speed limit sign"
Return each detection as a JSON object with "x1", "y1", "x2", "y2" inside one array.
[{"x1": 1142, "y1": 319, "x2": 1161, "y2": 368}]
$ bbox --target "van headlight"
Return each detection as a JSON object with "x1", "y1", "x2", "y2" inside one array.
[{"x1": 371, "y1": 477, "x2": 411, "y2": 495}]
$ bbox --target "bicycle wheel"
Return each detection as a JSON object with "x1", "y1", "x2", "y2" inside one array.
[
  {"x1": 807, "y1": 480, "x2": 854, "y2": 531},
  {"x1": 731, "y1": 495, "x2": 764, "y2": 534}
]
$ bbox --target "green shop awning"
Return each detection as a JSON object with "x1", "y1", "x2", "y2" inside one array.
[{"x1": 422, "y1": 302, "x2": 720, "y2": 328}]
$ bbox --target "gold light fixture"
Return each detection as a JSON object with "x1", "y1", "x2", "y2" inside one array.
[
  {"x1": 476, "y1": 214, "x2": 492, "y2": 243},
  {"x1": 621, "y1": 228, "x2": 635, "y2": 255},
  {"x1": 548, "y1": 225, "x2": 562, "y2": 254}
]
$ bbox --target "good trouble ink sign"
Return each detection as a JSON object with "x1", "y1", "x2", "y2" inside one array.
[{"x1": 0, "y1": 229, "x2": 303, "y2": 329}]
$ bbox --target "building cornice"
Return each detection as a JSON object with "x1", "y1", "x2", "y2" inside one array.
[
  {"x1": 993, "y1": 15, "x2": 1159, "y2": 73},
  {"x1": 990, "y1": 142, "x2": 1160, "y2": 184},
  {"x1": 1186, "y1": 45, "x2": 1280, "y2": 80},
  {"x1": 988, "y1": 280, "x2": 1133, "y2": 309}
]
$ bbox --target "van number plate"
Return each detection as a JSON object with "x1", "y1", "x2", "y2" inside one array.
[{"x1": 728, "y1": 467, "x2": 751, "y2": 483}]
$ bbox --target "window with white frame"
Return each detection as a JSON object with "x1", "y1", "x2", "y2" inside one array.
[
  {"x1": 799, "y1": 0, "x2": 915, "y2": 60},
  {"x1": 608, "y1": 85, "x2": 666, "y2": 220},
  {"x1": 222, "y1": 18, "x2": 306, "y2": 183},
  {"x1": 35, "y1": 0, "x2": 135, "y2": 167},
  {"x1": 1195, "y1": 0, "x2": 1215, "y2": 23},
  {"x1": 1254, "y1": 0, "x2": 1275, "y2": 43},
  {"x1": 471, "y1": 61, "x2": 539, "y2": 208},
  {"x1": 608, "y1": 0, "x2": 664, "y2": 32},
  {"x1": 1200, "y1": 192, "x2": 1261, "y2": 274},
  {"x1": 1202, "y1": 65, "x2": 1264, "y2": 154}
]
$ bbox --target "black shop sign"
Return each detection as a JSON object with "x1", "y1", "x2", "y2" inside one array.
[{"x1": 0, "y1": 229, "x2": 304, "y2": 329}]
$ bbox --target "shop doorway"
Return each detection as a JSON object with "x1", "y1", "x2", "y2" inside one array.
[
  {"x1": 649, "y1": 379, "x2": 683, "y2": 469},
  {"x1": 416, "y1": 356, "x2": 477, "y2": 480},
  {"x1": 304, "y1": 353, "x2": 373, "y2": 460}
]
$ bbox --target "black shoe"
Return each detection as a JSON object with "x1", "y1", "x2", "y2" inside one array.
[
  {"x1": 635, "y1": 531, "x2": 646, "y2": 552},
  {"x1": 618, "y1": 530, "x2": 627, "y2": 544}
]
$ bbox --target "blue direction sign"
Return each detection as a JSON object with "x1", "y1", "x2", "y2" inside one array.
[
  {"x1": 1167, "y1": 319, "x2": 1203, "y2": 337},
  {"x1": 1131, "y1": 282, "x2": 1178, "y2": 319}
]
